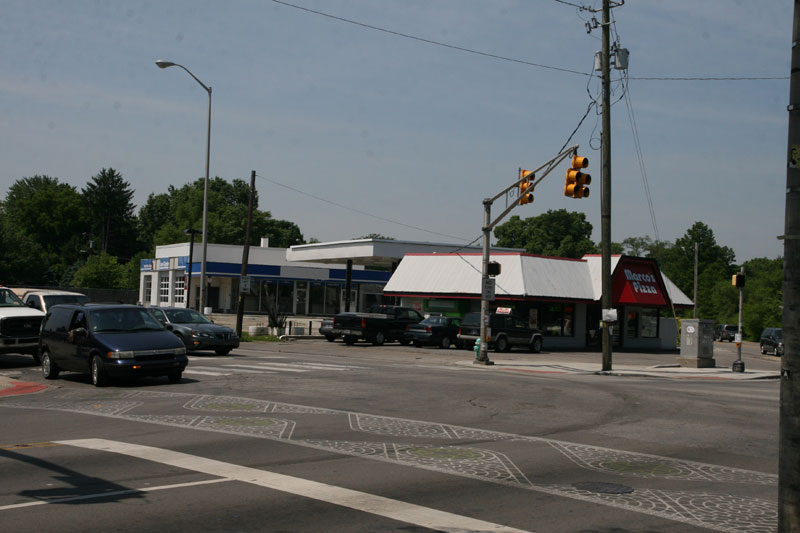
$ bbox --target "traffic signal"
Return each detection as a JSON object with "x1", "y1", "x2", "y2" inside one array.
[
  {"x1": 519, "y1": 169, "x2": 534, "y2": 205},
  {"x1": 732, "y1": 274, "x2": 746, "y2": 288},
  {"x1": 488, "y1": 261, "x2": 501, "y2": 276},
  {"x1": 564, "y1": 155, "x2": 591, "y2": 198}
]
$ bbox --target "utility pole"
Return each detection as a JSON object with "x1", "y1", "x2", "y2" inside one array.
[
  {"x1": 235, "y1": 171, "x2": 256, "y2": 338},
  {"x1": 693, "y1": 242, "x2": 699, "y2": 318},
  {"x1": 600, "y1": 0, "x2": 613, "y2": 371},
  {"x1": 780, "y1": 1, "x2": 800, "y2": 528}
]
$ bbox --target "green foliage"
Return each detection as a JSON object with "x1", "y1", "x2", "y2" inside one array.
[
  {"x1": 358, "y1": 234, "x2": 395, "y2": 240},
  {"x1": 139, "y1": 177, "x2": 306, "y2": 248},
  {"x1": 494, "y1": 209, "x2": 595, "y2": 258},
  {"x1": 72, "y1": 251, "x2": 128, "y2": 289},
  {"x1": 83, "y1": 168, "x2": 139, "y2": 260}
]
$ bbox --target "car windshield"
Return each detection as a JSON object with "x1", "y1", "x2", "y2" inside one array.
[
  {"x1": 90, "y1": 308, "x2": 165, "y2": 332},
  {"x1": 43, "y1": 294, "x2": 89, "y2": 307},
  {"x1": 725, "y1": 325, "x2": 738, "y2": 331},
  {"x1": 164, "y1": 309, "x2": 212, "y2": 324},
  {"x1": 0, "y1": 289, "x2": 25, "y2": 307},
  {"x1": 421, "y1": 317, "x2": 446, "y2": 326},
  {"x1": 775, "y1": 329, "x2": 782, "y2": 339}
]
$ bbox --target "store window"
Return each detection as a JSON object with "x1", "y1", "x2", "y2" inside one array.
[
  {"x1": 325, "y1": 284, "x2": 341, "y2": 314},
  {"x1": 159, "y1": 273, "x2": 170, "y2": 303},
  {"x1": 277, "y1": 281, "x2": 293, "y2": 314},
  {"x1": 174, "y1": 275, "x2": 185, "y2": 304},
  {"x1": 310, "y1": 282, "x2": 325, "y2": 315},
  {"x1": 143, "y1": 275, "x2": 152, "y2": 304}
]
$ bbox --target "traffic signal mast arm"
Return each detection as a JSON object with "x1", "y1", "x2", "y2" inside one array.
[{"x1": 484, "y1": 144, "x2": 579, "y2": 231}]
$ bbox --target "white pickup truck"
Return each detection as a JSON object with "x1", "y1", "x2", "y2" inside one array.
[{"x1": 0, "y1": 287, "x2": 45, "y2": 362}]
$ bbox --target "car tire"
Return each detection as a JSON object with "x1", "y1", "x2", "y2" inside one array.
[
  {"x1": 440, "y1": 336, "x2": 451, "y2": 349},
  {"x1": 41, "y1": 351, "x2": 59, "y2": 380},
  {"x1": 777, "y1": 346, "x2": 784, "y2": 357},
  {"x1": 530, "y1": 337, "x2": 543, "y2": 353},
  {"x1": 372, "y1": 331, "x2": 385, "y2": 346},
  {"x1": 91, "y1": 356, "x2": 109, "y2": 387},
  {"x1": 495, "y1": 336, "x2": 510, "y2": 353},
  {"x1": 413, "y1": 341, "x2": 423, "y2": 348},
  {"x1": 398, "y1": 338, "x2": 411, "y2": 346},
  {"x1": 167, "y1": 371, "x2": 182, "y2": 384},
  {"x1": 215, "y1": 348, "x2": 231, "y2": 356},
  {"x1": 760, "y1": 344, "x2": 767, "y2": 355},
  {"x1": 344, "y1": 335, "x2": 357, "y2": 345},
  {"x1": 325, "y1": 335, "x2": 336, "y2": 342}
]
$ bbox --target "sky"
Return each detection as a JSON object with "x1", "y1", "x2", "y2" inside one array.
[{"x1": 0, "y1": 0, "x2": 791, "y2": 262}]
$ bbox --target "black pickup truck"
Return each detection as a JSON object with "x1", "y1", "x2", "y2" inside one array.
[{"x1": 332, "y1": 305, "x2": 424, "y2": 346}]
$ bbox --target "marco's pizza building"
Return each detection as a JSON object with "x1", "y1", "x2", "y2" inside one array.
[{"x1": 382, "y1": 252, "x2": 693, "y2": 350}]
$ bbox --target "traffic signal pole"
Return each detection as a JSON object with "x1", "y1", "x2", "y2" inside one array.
[
  {"x1": 600, "y1": 0, "x2": 613, "y2": 371},
  {"x1": 475, "y1": 146, "x2": 581, "y2": 364},
  {"x1": 780, "y1": 1, "x2": 800, "y2": 527}
]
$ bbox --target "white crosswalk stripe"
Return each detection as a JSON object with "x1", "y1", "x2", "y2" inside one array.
[{"x1": 184, "y1": 359, "x2": 364, "y2": 377}]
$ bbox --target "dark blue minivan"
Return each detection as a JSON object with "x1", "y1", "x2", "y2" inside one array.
[{"x1": 39, "y1": 304, "x2": 188, "y2": 386}]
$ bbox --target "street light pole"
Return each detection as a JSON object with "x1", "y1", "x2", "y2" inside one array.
[
  {"x1": 156, "y1": 59, "x2": 212, "y2": 313},
  {"x1": 183, "y1": 228, "x2": 200, "y2": 310}
]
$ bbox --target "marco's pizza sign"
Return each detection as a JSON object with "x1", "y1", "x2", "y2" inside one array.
[{"x1": 612, "y1": 259, "x2": 668, "y2": 306}]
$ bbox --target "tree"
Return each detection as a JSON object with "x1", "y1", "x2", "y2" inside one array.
[
  {"x1": 72, "y1": 252, "x2": 128, "y2": 289},
  {"x1": 1, "y1": 175, "x2": 87, "y2": 284},
  {"x1": 139, "y1": 177, "x2": 306, "y2": 249},
  {"x1": 82, "y1": 168, "x2": 138, "y2": 260},
  {"x1": 494, "y1": 209, "x2": 595, "y2": 258}
]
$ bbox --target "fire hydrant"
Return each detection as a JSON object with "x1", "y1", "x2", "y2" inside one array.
[{"x1": 473, "y1": 338, "x2": 481, "y2": 359}]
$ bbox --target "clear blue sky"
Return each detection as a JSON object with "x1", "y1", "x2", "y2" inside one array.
[{"x1": 0, "y1": 0, "x2": 790, "y2": 262}]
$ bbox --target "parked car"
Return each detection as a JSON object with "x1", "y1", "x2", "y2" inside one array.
[
  {"x1": 39, "y1": 303, "x2": 188, "y2": 386},
  {"x1": 23, "y1": 290, "x2": 89, "y2": 313},
  {"x1": 716, "y1": 324, "x2": 741, "y2": 342},
  {"x1": 0, "y1": 286, "x2": 45, "y2": 363},
  {"x1": 332, "y1": 305, "x2": 424, "y2": 346},
  {"x1": 404, "y1": 315, "x2": 462, "y2": 349},
  {"x1": 760, "y1": 327, "x2": 783, "y2": 356},
  {"x1": 457, "y1": 311, "x2": 543, "y2": 353},
  {"x1": 319, "y1": 318, "x2": 338, "y2": 342},
  {"x1": 146, "y1": 307, "x2": 240, "y2": 355}
]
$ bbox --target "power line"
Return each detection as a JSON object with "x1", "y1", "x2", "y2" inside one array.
[
  {"x1": 256, "y1": 174, "x2": 471, "y2": 242},
  {"x1": 630, "y1": 75, "x2": 788, "y2": 81},
  {"x1": 270, "y1": 0, "x2": 590, "y2": 77}
]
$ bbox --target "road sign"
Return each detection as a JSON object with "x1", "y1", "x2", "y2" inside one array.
[
  {"x1": 482, "y1": 278, "x2": 495, "y2": 301},
  {"x1": 240, "y1": 275, "x2": 251, "y2": 293}
]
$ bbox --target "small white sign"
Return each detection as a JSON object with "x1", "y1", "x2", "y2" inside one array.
[
  {"x1": 735, "y1": 333, "x2": 742, "y2": 344},
  {"x1": 686, "y1": 326, "x2": 696, "y2": 334},
  {"x1": 240, "y1": 275, "x2": 251, "y2": 292},
  {"x1": 602, "y1": 308, "x2": 618, "y2": 322}
]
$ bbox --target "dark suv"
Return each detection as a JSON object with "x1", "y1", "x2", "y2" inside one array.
[
  {"x1": 39, "y1": 304, "x2": 188, "y2": 386},
  {"x1": 457, "y1": 312, "x2": 543, "y2": 353},
  {"x1": 716, "y1": 324, "x2": 740, "y2": 342},
  {"x1": 759, "y1": 327, "x2": 783, "y2": 356}
]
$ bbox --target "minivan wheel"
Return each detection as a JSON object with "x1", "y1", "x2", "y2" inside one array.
[
  {"x1": 440, "y1": 336, "x2": 451, "y2": 349},
  {"x1": 91, "y1": 356, "x2": 109, "y2": 387},
  {"x1": 42, "y1": 352, "x2": 59, "y2": 380},
  {"x1": 760, "y1": 344, "x2": 767, "y2": 355},
  {"x1": 372, "y1": 331, "x2": 385, "y2": 346}
]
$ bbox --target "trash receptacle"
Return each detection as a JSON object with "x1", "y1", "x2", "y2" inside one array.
[{"x1": 678, "y1": 319, "x2": 715, "y2": 368}]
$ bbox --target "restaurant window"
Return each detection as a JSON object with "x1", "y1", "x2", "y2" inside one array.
[
  {"x1": 143, "y1": 275, "x2": 152, "y2": 304},
  {"x1": 541, "y1": 303, "x2": 574, "y2": 337},
  {"x1": 625, "y1": 307, "x2": 659, "y2": 338}
]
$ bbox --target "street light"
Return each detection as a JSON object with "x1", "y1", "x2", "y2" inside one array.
[
  {"x1": 183, "y1": 228, "x2": 201, "y2": 310},
  {"x1": 156, "y1": 59, "x2": 212, "y2": 313}
]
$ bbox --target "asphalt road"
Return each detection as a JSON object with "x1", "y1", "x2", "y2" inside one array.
[{"x1": 0, "y1": 340, "x2": 781, "y2": 532}]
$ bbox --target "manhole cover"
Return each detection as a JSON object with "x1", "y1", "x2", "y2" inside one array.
[{"x1": 572, "y1": 482, "x2": 634, "y2": 494}]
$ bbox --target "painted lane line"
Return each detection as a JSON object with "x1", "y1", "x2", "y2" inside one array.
[
  {"x1": 190, "y1": 366, "x2": 276, "y2": 375},
  {"x1": 223, "y1": 364, "x2": 308, "y2": 373},
  {"x1": 56, "y1": 439, "x2": 529, "y2": 533},
  {"x1": 0, "y1": 478, "x2": 231, "y2": 511},
  {"x1": 182, "y1": 370, "x2": 230, "y2": 377}
]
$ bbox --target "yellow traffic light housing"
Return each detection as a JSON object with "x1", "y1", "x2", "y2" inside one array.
[
  {"x1": 565, "y1": 155, "x2": 591, "y2": 198},
  {"x1": 519, "y1": 169, "x2": 534, "y2": 205}
]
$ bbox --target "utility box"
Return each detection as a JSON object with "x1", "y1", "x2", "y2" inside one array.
[{"x1": 678, "y1": 319, "x2": 715, "y2": 368}]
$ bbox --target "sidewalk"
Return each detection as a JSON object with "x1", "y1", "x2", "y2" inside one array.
[
  {"x1": 456, "y1": 357, "x2": 781, "y2": 380},
  {"x1": 0, "y1": 375, "x2": 48, "y2": 396}
]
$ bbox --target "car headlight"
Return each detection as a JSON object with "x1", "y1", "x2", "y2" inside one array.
[
  {"x1": 108, "y1": 350, "x2": 134, "y2": 359},
  {"x1": 174, "y1": 347, "x2": 186, "y2": 356},
  {"x1": 192, "y1": 330, "x2": 213, "y2": 338}
]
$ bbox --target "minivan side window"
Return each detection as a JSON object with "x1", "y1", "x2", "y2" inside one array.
[{"x1": 46, "y1": 308, "x2": 73, "y2": 334}]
